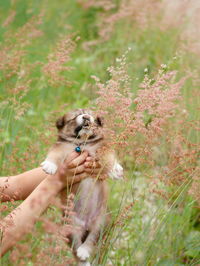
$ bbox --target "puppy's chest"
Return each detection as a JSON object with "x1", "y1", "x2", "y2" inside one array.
[{"x1": 62, "y1": 142, "x2": 101, "y2": 159}]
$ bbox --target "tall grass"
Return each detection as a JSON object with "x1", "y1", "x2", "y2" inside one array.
[{"x1": 0, "y1": 0, "x2": 200, "y2": 265}]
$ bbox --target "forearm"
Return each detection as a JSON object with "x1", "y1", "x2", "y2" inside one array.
[
  {"x1": 0, "y1": 168, "x2": 89, "y2": 203},
  {"x1": 0, "y1": 151, "x2": 99, "y2": 257},
  {"x1": 0, "y1": 168, "x2": 47, "y2": 202},
  {"x1": 0, "y1": 152, "x2": 89, "y2": 202},
  {"x1": 0, "y1": 173, "x2": 64, "y2": 257}
]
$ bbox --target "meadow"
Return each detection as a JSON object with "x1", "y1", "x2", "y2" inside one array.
[{"x1": 0, "y1": 0, "x2": 200, "y2": 265}]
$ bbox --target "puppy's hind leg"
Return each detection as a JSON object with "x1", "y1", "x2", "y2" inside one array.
[
  {"x1": 76, "y1": 244, "x2": 91, "y2": 261},
  {"x1": 77, "y1": 261, "x2": 91, "y2": 266},
  {"x1": 69, "y1": 229, "x2": 90, "y2": 265},
  {"x1": 69, "y1": 233, "x2": 82, "y2": 255},
  {"x1": 76, "y1": 246, "x2": 91, "y2": 266},
  {"x1": 75, "y1": 239, "x2": 91, "y2": 266},
  {"x1": 77, "y1": 215, "x2": 106, "y2": 265},
  {"x1": 75, "y1": 229, "x2": 92, "y2": 266}
]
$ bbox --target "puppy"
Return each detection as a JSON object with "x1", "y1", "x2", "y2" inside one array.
[{"x1": 41, "y1": 109, "x2": 123, "y2": 266}]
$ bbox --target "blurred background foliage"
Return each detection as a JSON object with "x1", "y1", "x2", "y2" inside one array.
[{"x1": 0, "y1": 0, "x2": 200, "y2": 265}]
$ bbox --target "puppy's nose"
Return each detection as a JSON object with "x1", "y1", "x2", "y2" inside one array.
[
  {"x1": 82, "y1": 115, "x2": 90, "y2": 121},
  {"x1": 76, "y1": 114, "x2": 95, "y2": 125}
]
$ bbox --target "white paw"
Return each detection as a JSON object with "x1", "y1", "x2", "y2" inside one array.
[
  {"x1": 78, "y1": 262, "x2": 91, "y2": 266},
  {"x1": 109, "y1": 162, "x2": 124, "y2": 180},
  {"x1": 77, "y1": 246, "x2": 90, "y2": 261},
  {"x1": 41, "y1": 160, "x2": 58, "y2": 175}
]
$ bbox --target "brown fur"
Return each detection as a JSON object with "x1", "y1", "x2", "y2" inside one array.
[{"x1": 42, "y1": 109, "x2": 116, "y2": 265}]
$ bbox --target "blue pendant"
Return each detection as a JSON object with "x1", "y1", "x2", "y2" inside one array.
[{"x1": 75, "y1": 146, "x2": 81, "y2": 153}]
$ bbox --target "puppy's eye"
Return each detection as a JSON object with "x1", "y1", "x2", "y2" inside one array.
[{"x1": 95, "y1": 116, "x2": 103, "y2": 127}]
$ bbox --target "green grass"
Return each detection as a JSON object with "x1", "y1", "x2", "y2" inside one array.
[{"x1": 0, "y1": 0, "x2": 200, "y2": 265}]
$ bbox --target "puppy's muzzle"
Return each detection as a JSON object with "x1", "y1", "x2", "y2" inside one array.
[
  {"x1": 74, "y1": 114, "x2": 95, "y2": 137},
  {"x1": 76, "y1": 114, "x2": 94, "y2": 127}
]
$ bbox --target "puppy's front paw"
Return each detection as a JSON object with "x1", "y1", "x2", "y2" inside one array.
[
  {"x1": 109, "y1": 162, "x2": 124, "y2": 180},
  {"x1": 76, "y1": 246, "x2": 90, "y2": 261},
  {"x1": 41, "y1": 160, "x2": 58, "y2": 175}
]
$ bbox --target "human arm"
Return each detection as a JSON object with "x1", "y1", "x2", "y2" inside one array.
[
  {"x1": 0, "y1": 152, "x2": 101, "y2": 202},
  {"x1": 0, "y1": 168, "x2": 50, "y2": 202},
  {"x1": 0, "y1": 151, "x2": 92, "y2": 256}
]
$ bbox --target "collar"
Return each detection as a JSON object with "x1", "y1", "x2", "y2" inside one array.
[{"x1": 57, "y1": 135, "x2": 103, "y2": 146}]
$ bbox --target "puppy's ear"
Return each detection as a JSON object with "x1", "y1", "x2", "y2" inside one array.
[
  {"x1": 56, "y1": 115, "x2": 65, "y2": 129},
  {"x1": 95, "y1": 116, "x2": 104, "y2": 127}
]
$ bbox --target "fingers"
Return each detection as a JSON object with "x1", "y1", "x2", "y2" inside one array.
[
  {"x1": 84, "y1": 156, "x2": 101, "y2": 168},
  {"x1": 67, "y1": 151, "x2": 88, "y2": 169},
  {"x1": 84, "y1": 156, "x2": 104, "y2": 176},
  {"x1": 65, "y1": 151, "x2": 80, "y2": 163},
  {"x1": 68, "y1": 165, "x2": 85, "y2": 175},
  {"x1": 85, "y1": 164, "x2": 103, "y2": 176},
  {"x1": 85, "y1": 167, "x2": 102, "y2": 175},
  {"x1": 68, "y1": 172, "x2": 87, "y2": 184},
  {"x1": 97, "y1": 174, "x2": 107, "y2": 180},
  {"x1": 85, "y1": 156, "x2": 99, "y2": 163},
  {"x1": 59, "y1": 152, "x2": 105, "y2": 184},
  {"x1": 75, "y1": 171, "x2": 106, "y2": 182},
  {"x1": 84, "y1": 160, "x2": 101, "y2": 169},
  {"x1": 85, "y1": 156, "x2": 93, "y2": 162}
]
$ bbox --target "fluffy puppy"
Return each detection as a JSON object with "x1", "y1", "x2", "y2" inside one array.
[{"x1": 41, "y1": 109, "x2": 123, "y2": 266}]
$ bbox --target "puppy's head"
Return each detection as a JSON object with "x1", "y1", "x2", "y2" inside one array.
[{"x1": 56, "y1": 109, "x2": 104, "y2": 142}]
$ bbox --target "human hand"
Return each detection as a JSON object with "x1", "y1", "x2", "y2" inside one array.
[
  {"x1": 56, "y1": 152, "x2": 105, "y2": 185},
  {"x1": 56, "y1": 151, "x2": 88, "y2": 184},
  {"x1": 84, "y1": 156, "x2": 106, "y2": 180}
]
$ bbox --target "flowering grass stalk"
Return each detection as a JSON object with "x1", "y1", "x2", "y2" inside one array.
[{"x1": 0, "y1": 1, "x2": 200, "y2": 265}]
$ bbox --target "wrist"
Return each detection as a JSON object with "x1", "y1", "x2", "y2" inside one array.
[{"x1": 46, "y1": 174, "x2": 66, "y2": 190}]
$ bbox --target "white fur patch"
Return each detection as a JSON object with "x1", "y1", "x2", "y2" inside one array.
[
  {"x1": 78, "y1": 262, "x2": 91, "y2": 266},
  {"x1": 41, "y1": 160, "x2": 58, "y2": 175},
  {"x1": 108, "y1": 161, "x2": 124, "y2": 180},
  {"x1": 76, "y1": 114, "x2": 94, "y2": 125},
  {"x1": 77, "y1": 246, "x2": 90, "y2": 261}
]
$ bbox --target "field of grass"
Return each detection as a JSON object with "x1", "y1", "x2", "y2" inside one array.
[{"x1": 0, "y1": 0, "x2": 200, "y2": 265}]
